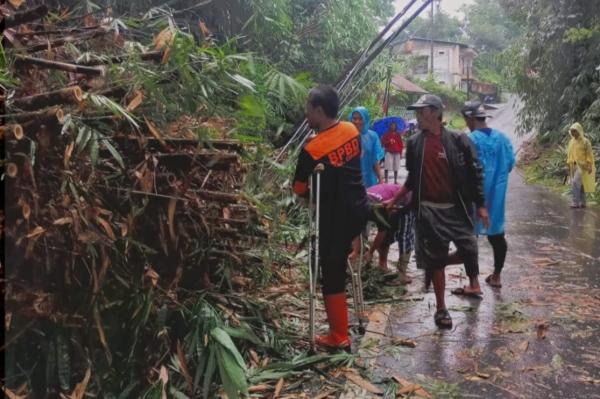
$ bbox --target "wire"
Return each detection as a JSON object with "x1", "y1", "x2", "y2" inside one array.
[{"x1": 275, "y1": 0, "x2": 434, "y2": 161}]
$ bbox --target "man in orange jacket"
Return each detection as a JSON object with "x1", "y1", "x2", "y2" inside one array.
[{"x1": 293, "y1": 85, "x2": 369, "y2": 349}]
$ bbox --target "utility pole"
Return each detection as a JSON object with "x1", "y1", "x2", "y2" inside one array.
[{"x1": 429, "y1": 0, "x2": 434, "y2": 77}]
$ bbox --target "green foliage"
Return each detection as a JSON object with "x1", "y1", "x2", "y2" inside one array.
[
  {"x1": 417, "y1": 78, "x2": 467, "y2": 111},
  {"x1": 498, "y1": 0, "x2": 600, "y2": 143},
  {"x1": 0, "y1": 42, "x2": 19, "y2": 89},
  {"x1": 461, "y1": 0, "x2": 524, "y2": 52}
]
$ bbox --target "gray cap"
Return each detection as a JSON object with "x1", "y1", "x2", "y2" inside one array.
[
  {"x1": 461, "y1": 101, "x2": 490, "y2": 118},
  {"x1": 407, "y1": 94, "x2": 444, "y2": 110}
]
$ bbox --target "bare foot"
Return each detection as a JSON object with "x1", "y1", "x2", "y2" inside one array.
[{"x1": 485, "y1": 274, "x2": 502, "y2": 288}]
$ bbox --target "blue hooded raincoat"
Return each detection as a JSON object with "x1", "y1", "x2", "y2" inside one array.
[
  {"x1": 469, "y1": 128, "x2": 515, "y2": 235},
  {"x1": 348, "y1": 107, "x2": 385, "y2": 188}
]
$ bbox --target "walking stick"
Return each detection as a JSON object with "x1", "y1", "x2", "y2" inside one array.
[
  {"x1": 348, "y1": 234, "x2": 366, "y2": 334},
  {"x1": 308, "y1": 164, "x2": 323, "y2": 352}
]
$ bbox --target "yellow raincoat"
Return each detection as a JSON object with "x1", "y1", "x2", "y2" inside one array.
[{"x1": 566, "y1": 122, "x2": 596, "y2": 193}]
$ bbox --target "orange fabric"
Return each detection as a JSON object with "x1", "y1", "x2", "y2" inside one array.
[
  {"x1": 293, "y1": 181, "x2": 308, "y2": 196},
  {"x1": 305, "y1": 122, "x2": 361, "y2": 166}
]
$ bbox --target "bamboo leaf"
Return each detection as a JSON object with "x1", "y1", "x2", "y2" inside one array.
[
  {"x1": 227, "y1": 73, "x2": 256, "y2": 92},
  {"x1": 210, "y1": 327, "x2": 247, "y2": 371},
  {"x1": 90, "y1": 136, "x2": 99, "y2": 167},
  {"x1": 56, "y1": 332, "x2": 71, "y2": 391},
  {"x1": 176, "y1": 340, "x2": 193, "y2": 393},
  {"x1": 221, "y1": 325, "x2": 262, "y2": 345},
  {"x1": 86, "y1": 93, "x2": 139, "y2": 128},
  {"x1": 102, "y1": 139, "x2": 125, "y2": 169},
  {"x1": 96, "y1": 216, "x2": 116, "y2": 241},
  {"x1": 202, "y1": 346, "x2": 217, "y2": 399},
  {"x1": 29, "y1": 140, "x2": 37, "y2": 167},
  {"x1": 167, "y1": 198, "x2": 177, "y2": 243},
  {"x1": 215, "y1": 346, "x2": 248, "y2": 399}
]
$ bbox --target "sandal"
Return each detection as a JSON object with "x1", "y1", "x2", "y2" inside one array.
[
  {"x1": 434, "y1": 308, "x2": 452, "y2": 329},
  {"x1": 451, "y1": 287, "x2": 483, "y2": 299},
  {"x1": 485, "y1": 274, "x2": 502, "y2": 288}
]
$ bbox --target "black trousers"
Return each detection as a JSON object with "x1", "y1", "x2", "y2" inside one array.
[{"x1": 487, "y1": 234, "x2": 507, "y2": 274}]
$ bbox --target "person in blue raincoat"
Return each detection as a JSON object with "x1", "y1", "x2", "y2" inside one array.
[
  {"x1": 349, "y1": 107, "x2": 385, "y2": 188},
  {"x1": 462, "y1": 102, "x2": 515, "y2": 288}
]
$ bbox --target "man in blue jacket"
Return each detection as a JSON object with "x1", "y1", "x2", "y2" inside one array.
[{"x1": 462, "y1": 102, "x2": 515, "y2": 288}]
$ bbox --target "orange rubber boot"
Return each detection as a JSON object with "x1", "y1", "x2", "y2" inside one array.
[{"x1": 315, "y1": 293, "x2": 351, "y2": 349}]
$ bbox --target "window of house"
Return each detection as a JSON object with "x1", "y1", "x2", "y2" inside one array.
[
  {"x1": 414, "y1": 56, "x2": 428, "y2": 74},
  {"x1": 438, "y1": 50, "x2": 445, "y2": 55}
]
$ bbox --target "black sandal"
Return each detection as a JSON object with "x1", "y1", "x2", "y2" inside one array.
[{"x1": 434, "y1": 308, "x2": 452, "y2": 329}]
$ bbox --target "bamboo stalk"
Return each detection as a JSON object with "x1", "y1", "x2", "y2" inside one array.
[
  {"x1": 3, "y1": 107, "x2": 65, "y2": 124},
  {"x1": 196, "y1": 189, "x2": 239, "y2": 203},
  {"x1": 76, "y1": 51, "x2": 165, "y2": 66},
  {"x1": 11, "y1": 87, "x2": 84, "y2": 111},
  {"x1": 15, "y1": 55, "x2": 106, "y2": 76},
  {"x1": 113, "y1": 136, "x2": 244, "y2": 152},
  {"x1": 4, "y1": 5, "x2": 49, "y2": 28},
  {"x1": 212, "y1": 227, "x2": 239, "y2": 238},
  {"x1": 154, "y1": 152, "x2": 239, "y2": 170},
  {"x1": 0, "y1": 124, "x2": 25, "y2": 140},
  {"x1": 97, "y1": 186, "x2": 238, "y2": 204},
  {"x1": 26, "y1": 29, "x2": 107, "y2": 53},
  {"x1": 14, "y1": 26, "x2": 102, "y2": 36}
]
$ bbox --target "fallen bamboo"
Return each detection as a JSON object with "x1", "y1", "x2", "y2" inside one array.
[
  {"x1": 0, "y1": 124, "x2": 25, "y2": 140},
  {"x1": 3, "y1": 5, "x2": 49, "y2": 28},
  {"x1": 14, "y1": 26, "x2": 101, "y2": 37},
  {"x1": 4, "y1": 107, "x2": 65, "y2": 125},
  {"x1": 209, "y1": 217, "x2": 249, "y2": 226},
  {"x1": 212, "y1": 227, "x2": 240, "y2": 238},
  {"x1": 26, "y1": 29, "x2": 107, "y2": 53},
  {"x1": 97, "y1": 186, "x2": 239, "y2": 204},
  {"x1": 11, "y1": 87, "x2": 84, "y2": 111},
  {"x1": 113, "y1": 136, "x2": 244, "y2": 152},
  {"x1": 15, "y1": 55, "x2": 106, "y2": 76},
  {"x1": 196, "y1": 190, "x2": 239, "y2": 203},
  {"x1": 153, "y1": 152, "x2": 239, "y2": 170},
  {"x1": 76, "y1": 51, "x2": 165, "y2": 65}
]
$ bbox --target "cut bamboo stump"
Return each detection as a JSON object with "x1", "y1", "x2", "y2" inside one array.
[
  {"x1": 15, "y1": 55, "x2": 106, "y2": 76},
  {"x1": 3, "y1": 5, "x2": 49, "y2": 28},
  {"x1": 11, "y1": 87, "x2": 84, "y2": 111},
  {"x1": 0, "y1": 124, "x2": 25, "y2": 140}
]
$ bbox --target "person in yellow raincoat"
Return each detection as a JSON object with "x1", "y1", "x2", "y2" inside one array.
[{"x1": 566, "y1": 122, "x2": 596, "y2": 208}]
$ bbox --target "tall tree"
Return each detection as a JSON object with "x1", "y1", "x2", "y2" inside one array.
[
  {"x1": 461, "y1": 0, "x2": 523, "y2": 52},
  {"x1": 499, "y1": 0, "x2": 600, "y2": 142}
]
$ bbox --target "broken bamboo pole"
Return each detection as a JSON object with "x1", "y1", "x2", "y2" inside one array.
[
  {"x1": 15, "y1": 56, "x2": 106, "y2": 76},
  {"x1": 112, "y1": 136, "x2": 244, "y2": 152},
  {"x1": 0, "y1": 124, "x2": 25, "y2": 140},
  {"x1": 3, "y1": 5, "x2": 49, "y2": 28},
  {"x1": 11, "y1": 87, "x2": 84, "y2": 111},
  {"x1": 196, "y1": 190, "x2": 239, "y2": 203},
  {"x1": 25, "y1": 29, "x2": 107, "y2": 53},
  {"x1": 97, "y1": 186, "x2": 239, "y2": 204},
  {"x1": 3, "y1": 107, "x2": 65, "y2": 124},
  {"x1": 13, "y1": 26, "x2": 101, "y2": 37},
  {"x1": 76, "y1": 51, "x2": 165, "y2": 65},
  {"x1": 153, "y1": 152, "x2": 239, "y2": 170}
]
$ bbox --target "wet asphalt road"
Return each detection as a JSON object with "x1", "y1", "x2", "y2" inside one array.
[{"x1": 365, "y1": 99, "x2": 600, "y2": 398}]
